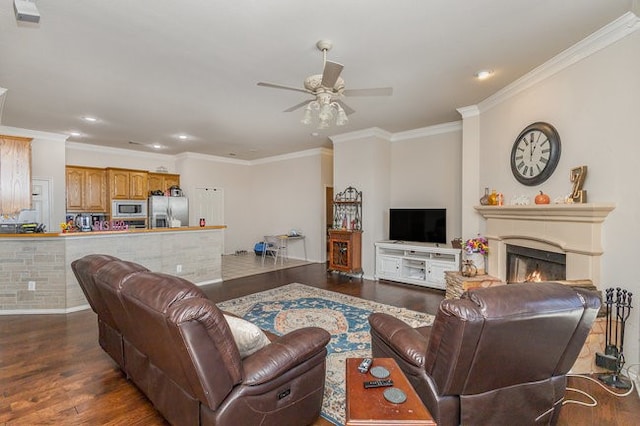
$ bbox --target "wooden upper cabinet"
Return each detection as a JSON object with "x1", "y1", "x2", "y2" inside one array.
[
  {"x1": 129, "y1": 171, "x2": 148, "y2": 199},
  {"x1": 85, "y1": 168, "x2": 107, "y2": 211},
  {"x1": 65, "y1": 167, "x2": 85, "y2": 211},
  {"x1": 65, "y1": 166, "x2": 107, "y2": 212},
  {"x1": 148, "y1": 173, "x2": 180, "y2": 193},
  {"x1": 107, "y1": 168, "x2": 148, "y2": 200},
  {"x1": 0, "y1": 135, "x2": 32, "y2": 216}
]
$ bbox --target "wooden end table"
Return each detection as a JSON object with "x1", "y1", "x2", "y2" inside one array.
[{"x1": 345, "y1": 357, "x2": 436, "y2": 425}]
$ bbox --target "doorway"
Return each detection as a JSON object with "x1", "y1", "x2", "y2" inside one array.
[
  {"x1": 32, "y1": 178, "x2": 52, "y2": 232},
  {"x1": 325, "y1": 186, "x2": 333, "y2": 259}
]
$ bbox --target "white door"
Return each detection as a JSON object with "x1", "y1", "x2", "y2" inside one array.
[
  {"x1": 193, "y1": 187, "x2": 224, "y2": 226},
  {"x1": 31, "y1": 178, "x2": 51, "y2": 232}
]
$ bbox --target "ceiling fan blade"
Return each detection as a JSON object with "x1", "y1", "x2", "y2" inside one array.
[
  {"x1": 257, "y1": 82, "x2": 312, "y2": 95},
  {"x1": 343, "y1": 87, "x2": 393, "y2": 97},
  {"x1": 335, "y1": 100, "x2": 355, "y2": 115},
  {"x1": 321, "y1": 61, "x2": 344, "y2": 88},
  {"x1": 283, "y1": 99, "x2": 313, "y2": 112}
]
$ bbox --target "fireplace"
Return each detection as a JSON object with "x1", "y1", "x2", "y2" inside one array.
[
  {"x1": 474, "y1": 203, "x2": 615, "y2": 285},
  {"x1": 470, "y1": 204, "x2": 616, "y2": 374},
  {"x1": 506, "y1": 244, "x2": 566, "y2": 283}
]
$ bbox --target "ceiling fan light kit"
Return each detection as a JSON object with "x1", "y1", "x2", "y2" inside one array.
[{"x1": 257, "y1": 39, "x2": 392, "y2": 129}]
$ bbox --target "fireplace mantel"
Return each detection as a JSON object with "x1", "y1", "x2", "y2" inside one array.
[{"x1": 474, "y1": 203, "x2": 615, "y2": 286}]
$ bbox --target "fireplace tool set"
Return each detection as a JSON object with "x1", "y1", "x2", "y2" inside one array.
[{"x1": 596, "y1": 287, "x2": 633, "y2": 389}]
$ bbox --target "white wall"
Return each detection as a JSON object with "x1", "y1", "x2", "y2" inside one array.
[
  {"x1": 250, "y1": 151, "x2": 330, "y2": 261},
  {"x1": 66, "y1": 142, "x2": 176, "y2": 172},
  {"x1": 332, "y1": 126, "x2": 463, "y2": 278},
  {"x1": 332, "y1": 129, "x2": 392, "y2": 278},
  {"x1": 472, "y1": 24, "x2": 640, "y2": 366},
  {"x1": 390, "y1": 125, "x2": 463, "y2": 243}
]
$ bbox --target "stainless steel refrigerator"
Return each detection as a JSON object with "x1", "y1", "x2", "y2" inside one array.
[{"x1": 148, "y1": 196, "x2": 189, "y2": 228}]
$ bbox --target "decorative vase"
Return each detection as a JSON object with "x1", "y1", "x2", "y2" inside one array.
[
  {"x1": 464, "y1": 252, "x2": 485, "y2": 275},
  {"x1": 461, "y1": 260, "x2": 477, "y2": 277},
  {"x1": 479, "y1": 187, "x2": 490, "y2": 205},
  {"x1": 487, "y1": 189, "x2": 498, "y2": 206}
]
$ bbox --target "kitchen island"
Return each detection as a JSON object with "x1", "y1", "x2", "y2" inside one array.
[{"x1": 0, "y1": 226, "x2": 225, "y2": 314}]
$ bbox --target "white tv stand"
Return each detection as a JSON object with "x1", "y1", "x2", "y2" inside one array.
[{"x1": 374, "y1": 241, "x2": 461, "y2": 290}]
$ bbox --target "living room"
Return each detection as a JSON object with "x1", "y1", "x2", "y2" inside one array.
[{"x1": 1, "y1": 2, "x2": 640, "y2": 424}]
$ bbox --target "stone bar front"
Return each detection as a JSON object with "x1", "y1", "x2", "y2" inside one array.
[{"x1": 0, "y1": 226, "x2": 225, "y2": 314}]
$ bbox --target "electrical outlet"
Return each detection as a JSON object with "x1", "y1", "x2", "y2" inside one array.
[
  {"x1": 28, "y1": 281, "x2": 36, "y2": 291},
  {"x1": 176, "y1": 264, "x2": 182, "y2": 273}
]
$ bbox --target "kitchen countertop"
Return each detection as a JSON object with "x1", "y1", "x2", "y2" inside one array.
[{"x1": 0, "y1": 225, "x2": 226, "y2": 238}]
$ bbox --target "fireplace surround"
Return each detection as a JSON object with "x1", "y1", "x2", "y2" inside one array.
[{"x1": 475, "y1": 203, "x2": 615, "y2": 286}]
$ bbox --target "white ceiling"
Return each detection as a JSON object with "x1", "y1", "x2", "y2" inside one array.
[{"x1": 0, "y1": 1, "x2": 633, "y2": 160}]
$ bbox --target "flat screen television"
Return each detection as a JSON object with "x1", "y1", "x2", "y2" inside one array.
[{"x1": 389, "y1": 208, "x2": 446, "y2": 244}]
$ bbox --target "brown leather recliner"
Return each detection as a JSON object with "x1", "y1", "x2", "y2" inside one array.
[
  {"x1": 71, "y1": 254, "x2": 148, "y2": 368},
  {"x1": 72, "y1": 255, "x2": 331, "y2": 426},
  {"x1": 369, "y1": 282, "x2": 601, "y2": 426}
]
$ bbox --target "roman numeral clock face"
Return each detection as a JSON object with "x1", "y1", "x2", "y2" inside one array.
[{"x1": 510, "y1": 122, "x2": 561, "y2": 186}]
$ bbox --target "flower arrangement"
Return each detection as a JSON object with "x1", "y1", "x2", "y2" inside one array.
[{"x1": 464, "y1": 236, "x2": 489, "y2": 255}]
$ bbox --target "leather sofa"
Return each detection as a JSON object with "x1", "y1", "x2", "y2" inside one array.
[
  {"x1": 72, "y1": 254, "x2": 331, "y2": 426},
  {"x1": 369, "y1": 282, "x2": 601, "y2": 426}
]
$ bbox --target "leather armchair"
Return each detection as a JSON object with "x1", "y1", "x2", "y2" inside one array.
[
  {"x1": 369, "y1": 282, "x2": 601, "y2": 426},
  {"x1": 72, "y1": 255, "x2": 331, "y2": 425}
]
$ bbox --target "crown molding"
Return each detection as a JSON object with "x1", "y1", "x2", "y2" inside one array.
[
  {"x1": 478, "y1": 12, "x2": 640, "y2": 113},
  {"x1": 177, "y1": 147, "x2": 333, "y2": 166},
  {"x1": 456, "y1": 105, "x2": 480, "y2": 119},
  {"x1": 0, "y1": 125, "x2": 68, "y2": 142},
  {"x1": 329, "y1": 127, "x2": 393, "y2": 144},
  {"x1": 66, "y1": 141, "x2": 175, "y2": 161},
  {"x1": 249, "y1": 147, "x2": 332, "y2": 165},
  {"x1": 391, "y1": 121, "x2": 462, "y2": 142},
  {"x1": 176, "y1": 151, "x2": 250, "y2": 165}
]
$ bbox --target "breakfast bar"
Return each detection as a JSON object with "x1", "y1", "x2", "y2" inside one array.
[{"x1": 0, "y1": 226, "x2": 225, "y2": 313}]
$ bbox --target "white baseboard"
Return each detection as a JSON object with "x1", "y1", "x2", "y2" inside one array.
[{"x1": 0, "y1": 304, "x2": 91, "y2": 315}]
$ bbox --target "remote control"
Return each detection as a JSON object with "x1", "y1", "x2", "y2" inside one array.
[
  {"x1": 357, "y1": 358, "x2": 373, "y2": 373},
  {"x1": 363, "y1": 379, "x2": 394, "y2": 389}
]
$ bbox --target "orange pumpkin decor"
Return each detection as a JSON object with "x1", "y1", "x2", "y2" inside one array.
[{"x1": 535, "y1": 191, "x2": 551, "y2": 204}]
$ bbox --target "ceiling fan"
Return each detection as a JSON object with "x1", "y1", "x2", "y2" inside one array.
[{"x1": 257, "y1": 40, "x2": 393, "y2": 128}]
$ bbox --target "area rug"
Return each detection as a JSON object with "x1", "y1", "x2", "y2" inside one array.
[{"x1": 216, "y1": 283, "x2": 434, "y2": 425}]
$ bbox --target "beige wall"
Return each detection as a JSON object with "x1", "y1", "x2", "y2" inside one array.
[
  {"x1": 332, "y1": 129, "x2": 392, "y2": 277},
  {"x1": 390, "y1": 126, "x2": 462, "y2": 243},
  {"x1": 332, "y1": 126, "x2": 463, "y2": 278},
  {"x1": 471, "y1": 28, "x2": 640, "y2": 365}
]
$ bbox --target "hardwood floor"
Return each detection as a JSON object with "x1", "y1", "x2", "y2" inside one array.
[{"x1": 1, "y1": 263, "x2": 638, "y2": 425}]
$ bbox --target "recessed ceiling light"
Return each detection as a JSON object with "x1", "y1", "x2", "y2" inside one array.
[
  {"x1": 82, "y1": 116, "x2": 98, "y2": 122},
  {"x1": 69, "y1": 131, "x2": 82, "y2": 137},
  {"x1": 311, "y1": 132, "x2": 319, "y2": 137},
  {"x1": 474, "y1": 70, "x2": 493, "y2": 80},
  {"x1": 151, "y1": 143, "x2": 164, "y2": 149},
  {"x1": 178, "y1": 134, "x2": 188, "y2": 140}
]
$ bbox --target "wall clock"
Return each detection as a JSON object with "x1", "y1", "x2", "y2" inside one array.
[{"x1": 510, "y1": 122, "x2": 561, "y2": 186}]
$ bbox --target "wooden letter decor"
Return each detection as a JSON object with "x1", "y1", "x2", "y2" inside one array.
[{"x1": 570, "y1": 165, "x2": 587, "y2": 203}]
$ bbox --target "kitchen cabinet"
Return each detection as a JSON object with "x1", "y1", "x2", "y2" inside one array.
[
  {"x1": 148, "y1": 173, "x2": 180, "y2": 194},
  {"x1": 107, "y1": 168, "x2": 148, "y2": 200},
  {"x1": 66, "y1": 166, "x2": 107, "y2": 212},
  {"x1": 0, "y1": 135, "x2": 32, "y2": 215}
]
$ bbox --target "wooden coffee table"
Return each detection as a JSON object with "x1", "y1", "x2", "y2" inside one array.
[{"x1": 345, "y1": 357, "x2": 436, "y2": 425}]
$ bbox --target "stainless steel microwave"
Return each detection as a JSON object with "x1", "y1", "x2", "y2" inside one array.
[{"x1": 111, "y1": 200, "x2": 147, "y2": 218}]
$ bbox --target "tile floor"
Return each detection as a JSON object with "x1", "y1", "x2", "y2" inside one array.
[{"x1": 221, "y1": 252, "x2": 312, "y2": 281}]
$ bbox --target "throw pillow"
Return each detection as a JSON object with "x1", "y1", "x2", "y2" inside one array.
[{"x1": 223, "y1": 314, "x2": 270, "y2": 358}]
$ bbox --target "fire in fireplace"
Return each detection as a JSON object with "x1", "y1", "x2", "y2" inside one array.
[{"x1": 506, "y1": 244, "x2": 566, "y2": 283}]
